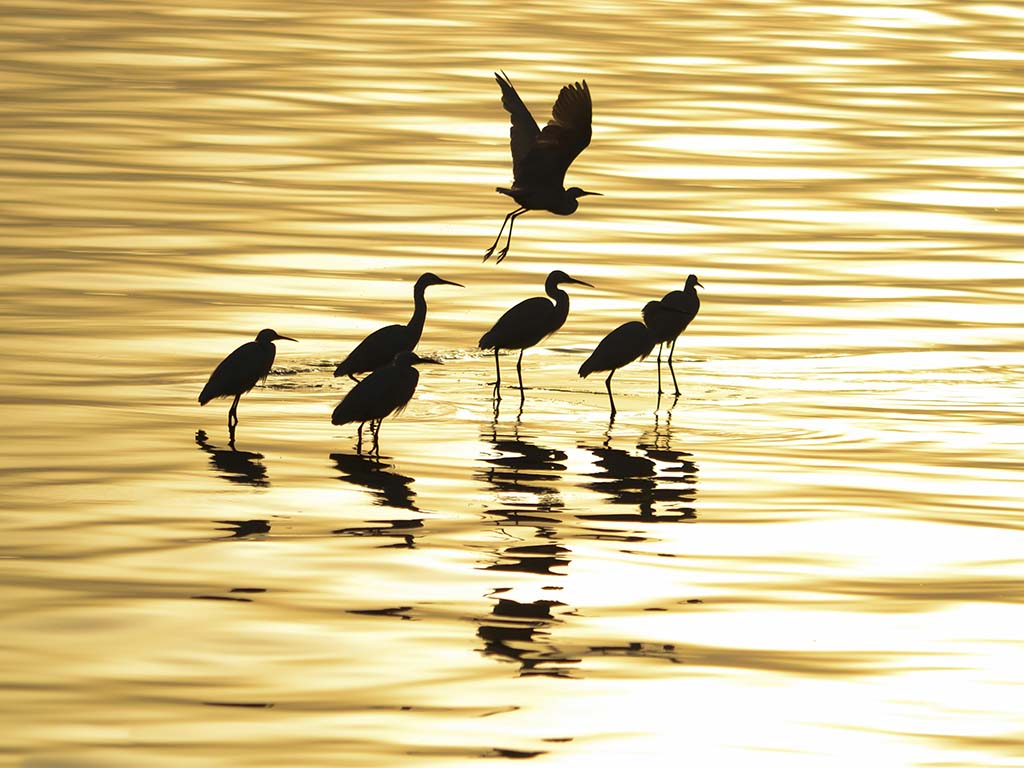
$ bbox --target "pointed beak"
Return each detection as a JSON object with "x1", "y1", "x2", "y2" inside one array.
[
  {"x1": 696, "y1": 281, "x2": 704, "y2": 289},
  {"x1": 441, "y1": 279, "x2": 465, "y2": 288},
  {"x1": 275, "y1": 334, "x2": 298, "y2": 342},
  {"x1": 580, "y1": 190, "x2": 602, "y2": 197},
  {"x1": 568, "y1": 277, "x2": 594, "y2": 288}
]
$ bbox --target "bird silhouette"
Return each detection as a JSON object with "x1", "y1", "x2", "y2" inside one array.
[
  {"x1": 334, "y1": 272, "x2": 462, "y2": 381},
  {"x1": 578, "y1": 305, "x2": 659, "y2": 417},
  {"x1": 642, "y1": 274, "x2": 703, "y2": 396},
  {"x1": 484, "y1": 71, "x2": 600, "y2": 263},
  {"x1": 332, "y1": 350, "x2": 441, "y2": 454},
  {"x1": 479, "y1": 269, "x2": 592, "y2": 403},
  {"x1": 198, "y1": 328, "x2": 296, "y2": 444}
]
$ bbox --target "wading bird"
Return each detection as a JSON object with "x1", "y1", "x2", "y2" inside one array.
[
  {"x1": 484, "y1": 71, "x2": 600, "y2": 263},
  {"x1": 578, "y1": 306, "x2": 660, "y2": 417},
  {"x1": 642, "y1": 274, "x2": 703, "y2": 396},
  {"x1": 479, "y1": 270, "x2": 593, "y2": 402},
  {"x1": 334, "y1": 273, "x2": 462, "y2": 381},
  {"x1": 199, "y1": 328, "x2": 297, "y2": 444},
  {"x1": 331, "y1": 350, "x2": 441, "y2": 454}
]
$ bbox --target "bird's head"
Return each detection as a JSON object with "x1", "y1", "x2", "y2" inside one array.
[
  {"x1": 256, "y1": 329, "x2": 298, "y2": 344},
  {"x1": 686, "y1": 274, "x2": 704, "y2": 290},
  {"x1": 418, "y1": 273, "x2": 465, "y2": 290},
  {"x1": 393, "y1": 350, "x2": 443, "y2": 367},
  {"x1": 548, "y1": 269, "x2": 594, "y2": 289},
  {"x1": 567, "y1": 187, "x2": 602, "y2": 199}
]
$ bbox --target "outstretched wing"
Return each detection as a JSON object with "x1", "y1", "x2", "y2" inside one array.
[
  {"x1": 521, "y1": 79, "x2": 592, "y2": 188},
  {"x1": 495, "y1": 71, "x2": 541, "y2": 183}
]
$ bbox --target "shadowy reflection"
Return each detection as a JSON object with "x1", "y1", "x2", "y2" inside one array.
[
  {"x1": 330, "y1": 451, "x2": 418, "y2": 511},
  {"x1": 195, "y1": 429, "x2": 269, "y2": 487},
  {"x1": 577, "y1": 419, "x2": 698, "y2": 523},
  {"x1": 332, "y1": 517, "x2": 422, "y2": 548},
  {"x1": 477, "y1": 593, "x2": 578, "y2": 678},
  {"x1": 214, "y1": 519, "x2": 271, "y2": 539},
  {"x1": 477, "y1": 416, "x2": 571, "y2": 574}
]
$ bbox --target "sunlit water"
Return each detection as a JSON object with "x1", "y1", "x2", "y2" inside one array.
[{"x1": 2, "y1": 1, "x2": 1023, "y2": 766}]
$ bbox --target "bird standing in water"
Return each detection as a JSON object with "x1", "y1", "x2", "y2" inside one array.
[
  {"x1": 334, "y1": 273, "x2": 462, "y2": 381},
  {"x1": 642, "y1": 274, "x2": 703, "y2": 396},
  {"x1": 578, "y1": 306, "x2": 659, "y2": 418},
  {"x1": 484, "y1": 71, "x2": 601, "y2": 263},
  {"x1": 199, "y1": 328, "x2": 297, "y2": 444},
  {"x1": 332, "y1": 350, "x2": 441, "y2": 455},
  {"x1": 479, "y1": 270, "x2": 593, "y2": 403}
]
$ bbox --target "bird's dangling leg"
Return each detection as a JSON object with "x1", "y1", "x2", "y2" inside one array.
[
  {"x1": 605, "y1": 371, "x2": 617, "y2": 417},
  {"x1": 484, "y1": 207, "x2": 525, "y2": 262},
  {"x1": 667, "y1": 338, "x2": 680, "y2": 397},
  {"x1": 495, "y1": 209, "x2": 527, "y2": 264},
  {"x1": 492, "y1": 348, "x2": 502, "y2": 402}
]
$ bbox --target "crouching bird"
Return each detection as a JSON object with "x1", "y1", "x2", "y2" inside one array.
[{"x1": 332, "y1": 350, "x2": 441, "y2": 455}]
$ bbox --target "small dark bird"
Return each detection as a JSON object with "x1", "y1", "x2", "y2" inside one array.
[
  {"x1": 479, "y1": 269, "x2": 593, "y2": 402},
  {"x1": 578, "y1": 305, "x2": 659, "y2": 417},
  {"x1": 331, "y1": 350, "x2": 441, "y2": 454},
  {"x1": 642, "y1": 274, "x2": 703, "y2": 396},
  {"x1": 484, "y1": 71, "x2": 600, "y2": 263},
  {"x1": 334, "y1": 273, "x2": 462, "y2": 381},
  {"x1": 199, "y1": 328, "x2": 297, "y2": 444}
]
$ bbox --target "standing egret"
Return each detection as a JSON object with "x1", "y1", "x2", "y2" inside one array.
[
  {"x1": 578, "y1": 305, "x2": 659, "y2": 417},
  {"x1": 642, "y1": 274, "x2": 703, "y2": 396},
  {"x1": 479, "y1": 270, "x2": 592, "y2": 402},
  {"x1": 198, "y1": 328, "x2": 297, "y2": 444},
  {"x1": 331, "y1": 350, "x2": 441, "y2": 454},
  {"x1": 334, "y1": 272, "x2": 462, "y2": 381},
  {"x1": 484, "y1": 71, "x2": 601, "y2": 263}
]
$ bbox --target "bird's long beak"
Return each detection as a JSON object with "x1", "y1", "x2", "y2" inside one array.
[
  {"x1": 580, "y1": 190, "x2": 602, "y2": 197},
  {"x1": 275, "y1": 334, "x2": 298, "y2": 342},
  {"x1": 565, "y1": 276, "x2": 594, "y2": 288},
  {"x1": 696, "y1": 281, "x2": 704, "y2": 289},
  {"x1": 440, "y1": 279, "x2": 465, "y2": 288}
]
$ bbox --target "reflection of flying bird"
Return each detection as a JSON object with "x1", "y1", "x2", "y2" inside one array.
[
  {"x1": 198, "y1": 328, "x2": 296, "y2": 443},
  {"x1": 642, "y1": 274, "x2": 703, "y2": 396},
  {"x1": 479, "y1": 270, "x2": 592, "y2": 402},
  {"x1": 578, "y1": 305, "x2": 659, "y2": 416},
  {"x1": 484, "y1": 72, "x2": 601, "y2": 263},
  {"x1": 334, "y1": 273, "x2": 462, "y2": 381},
  {"x1": 331, "y1": 350, "x2": 440, "y2": 453}
]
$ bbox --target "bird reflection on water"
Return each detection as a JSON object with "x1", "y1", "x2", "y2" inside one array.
[
  {"x1": 578, "y1": 418, "x2": 698, "y2": 523},
  {"x1": 195, "y1": 429, "x2": 270, "y2": 487},
  {"x1": 330, "y1": 451, "x2": 418, "y2": 512}
]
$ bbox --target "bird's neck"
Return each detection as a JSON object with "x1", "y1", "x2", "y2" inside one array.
[
  {"x1": 407, "y1": 287, "x2": 428, "y2": 341},
  {"x1": 548, "y1": 286, "x2": 571, "y2": 325}
]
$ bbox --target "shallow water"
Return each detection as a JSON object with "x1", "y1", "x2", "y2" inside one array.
[{"x1": 2, "y1": 1, "x2": 1023, "y2": 766}]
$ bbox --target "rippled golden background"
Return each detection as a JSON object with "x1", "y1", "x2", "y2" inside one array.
[{"x1": 2, "y1": 1, "x2": 1023, "y2": 766}]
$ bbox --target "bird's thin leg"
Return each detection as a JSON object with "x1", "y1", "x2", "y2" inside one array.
[
  {"x1": 372, "y1": 420, "x2": 381, "y2": 457},
  {"x1": 668, "y1": 338, "x2": 680, "y2": 397},
  {"x1": 516, "y1": 349, "x2": 525, "y2": 405},
  {"x1": 496, "y1": 209, "x2": 526, "y2": 264},
  {"x1": 228, "y1": 394, "x2": 241, "y2": 444},
  {"x1": 356, "y1": 422, "x2": 364, "y2": 454},
  {"x1": 656, "y1": 343, "x2": 664, "y2": 395},
  {"x1": 484, "y1": 207, "x2": 525, "y2": 261},
  {"x1": 605, "y1": 371, "x2": 617, "y2": 417},
  {"x1": 493, "y1": 348, "x2": 502, "y2": 402}
]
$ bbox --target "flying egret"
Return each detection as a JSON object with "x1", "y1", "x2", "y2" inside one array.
[
  {"x1": 331, "y1": 350, "x2": 441, "y2": 454},
  {"x1": 198, "y1": 328, "x2": 296, "y2": 444},
  {"x1": 334, "y1": 272, "x2": 462, "y2": 381},
  {"x1": 484, "y1": 71, "x2": 600, "y2": 263},
  {"x1": 479, "y1": 269, "x2": 592, "y2": 402},
  {"x1": 578, "y1": 305, "x2": 659, "y2": 417},
  {"x1": 642, "y1": 274, "x2": 703, "y2": 396}
]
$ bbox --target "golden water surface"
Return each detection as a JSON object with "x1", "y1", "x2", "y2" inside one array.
[{"x1": 2, "y1": 1, "x2": 1023, "y2": 765}]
